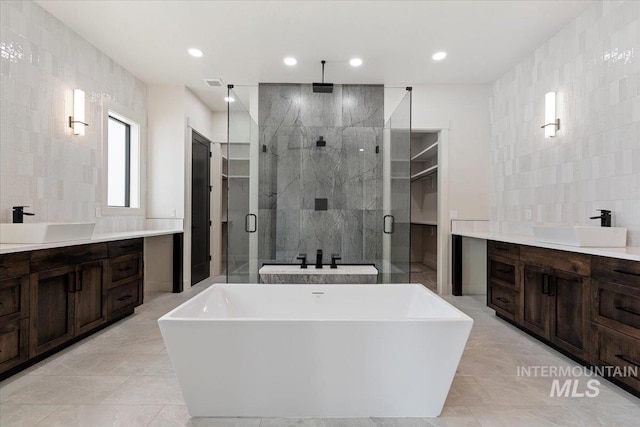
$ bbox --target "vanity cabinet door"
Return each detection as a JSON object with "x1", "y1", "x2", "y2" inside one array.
[
  {"x1": 549, "y1": 270, "x2": 590, "y2": 361},
  {"x1": 521, "y1": 263, "x2": 551, "y2": 338},
  {"x1": 30, "y1": 267, "x2": 75, "y2": 356},
  {"x1": 0, "y1": 275, "x2": 29, "y2": 322},
  {"x1": 74, "y1": 261, "x2": 107, "y2": 336},
  {"x1": 0, "y1": 318, "x2": 29, "y2": 374}
]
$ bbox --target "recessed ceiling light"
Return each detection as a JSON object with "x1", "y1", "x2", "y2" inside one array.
[
  {"x1": 188, "y1": 48, "x2": 203, "y2": 58},
  {"x1": 284, "y1": 57, "x2": 297, "y2": 66},
  {"x1": 350, "y1": 58, "x2": 363, "y2": 67},
  {"x1": 224, "y1": 96, "x2": 235, "y2": 103},
  {"x1": 359, "y1": 148, "x2": 364, "y2": 152},
  {"x1": 432, "y1": 51, "x2": 447, "y2": 61}
]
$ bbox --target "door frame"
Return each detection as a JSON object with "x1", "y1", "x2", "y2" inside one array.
[{"x1": 410, "y1": 127, "x2": 449, "y2": 295}]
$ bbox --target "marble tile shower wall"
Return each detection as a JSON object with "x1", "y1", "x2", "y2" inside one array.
[
  {"x1": 0, "y1": 1, "x2": 147, "y2": 233},
  {"x1": 489, "y1": 0, "x2": 640, "y2": 246},
  {"x1": 259, "y1": 83, "x2": 384, "y2": 263}
]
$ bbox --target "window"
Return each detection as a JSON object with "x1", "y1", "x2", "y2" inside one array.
[
  {"x1": 104, "y1": 108, "x2": 141, "y2": 211},
  {"x1": 107, "y1": 116, "x2": 131, "y2": 206}
]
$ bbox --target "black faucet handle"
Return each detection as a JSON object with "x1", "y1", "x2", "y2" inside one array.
[
  {"x1": 330, "y1": 254, "x2": 341, "y2": 269},
  {"x1": 296, "y1": 253, "x2": 307, "y2": 269},
  {"x1": 12, "y1": 206, "x2": 29, "y2": 210},
  {"x1": 597, "y1": 209, "x2": 611, "y2": 215}
]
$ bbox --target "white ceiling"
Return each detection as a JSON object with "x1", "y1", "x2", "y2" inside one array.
[{"x1": 37, "y1": 0, "x2": 595, "y2": 112}]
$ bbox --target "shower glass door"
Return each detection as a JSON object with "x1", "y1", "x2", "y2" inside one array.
[
  {"x1": 227, "y1": 87, "x2": 259, "y2": 283},
  {"x1": 382, "y1": 89, "x2": 411, "y2": 283}
]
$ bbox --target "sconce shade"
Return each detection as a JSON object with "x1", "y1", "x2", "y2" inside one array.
[
  {"x1": 542, "y1": 91, "x2": 559, "y2": 138},
  {"x1": 70, "y1": 89, "x2": 87, "y2": 135}
]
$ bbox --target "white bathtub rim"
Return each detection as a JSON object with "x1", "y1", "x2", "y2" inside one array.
[{"x1": 157, "y1": 283, "x2": 474, "y2": 323}]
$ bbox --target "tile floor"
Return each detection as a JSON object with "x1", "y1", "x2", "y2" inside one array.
[
  {"x1": 1, "y1": 278, "x2": 639, "y2": 427},
  {"x1": 410, "y1": 263, "x2": 437, "y2": 292}
]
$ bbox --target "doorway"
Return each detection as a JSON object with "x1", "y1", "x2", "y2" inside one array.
[
  {"x1": 191, "y1": 131, "x2": 211, "y2": 285},
  {"x1": 409, "y1": 130, "x2": 439, "y2": 292}
]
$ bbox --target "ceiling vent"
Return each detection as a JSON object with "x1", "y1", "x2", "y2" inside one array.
[{"x1": 204, "y1": 78, "x2": 223, "y2": 87}]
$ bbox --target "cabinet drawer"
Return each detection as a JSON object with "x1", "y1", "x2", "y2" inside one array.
[
  {"x1": 592, "y1": 279, "x2": 640, "y2": 340},
  {"x1": 520, "y1": 245, "x2": 590, "y2": 276},
  {"x1": 0, "y1": 252, "x2": 29, "y2": 280},
  {"x1": 591, "y1": 324, "x2": 640, "y2": 392},
  {"x1": 108, "y1": 239, "x2": 143, "y2": 258},
  {"x1": 592, "y1": 256, "x2": 640, "y2": 290},
  {"x1": 488, "y1": 283, "x2": 518, "y2": 320},
  {"x1": 108, "y1": 254, "x2": 142, "y2": 289},
  {"x1": 0, "y1": 275, "x2": 29, "y2": 321},
  {"x1": 0, "y1": 318, "x2": 29, "y2": 373},
  {"x1": 487, "y1": 241, "x2": 520, "y2": 260},
  {"x1": 488, "y1": 255, "x2": 519, "y2": 290},
  {"x1": 31, "y1": 244, "x2": 108, "y2": 273},
  {"x1": 108, "y1": 281, "x2": 140, "y2": 316}
]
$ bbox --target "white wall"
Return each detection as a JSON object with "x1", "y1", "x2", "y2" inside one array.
[
  {"x1": 211, "y1": 111, "x2": 227, "y2": 142},
  {"x1": 394, "y1": 85, "x2": 491, "y2": 293},
  {"x1": 490, "y1": 0, "x2": 640, "y2": 245},
  {"x1": 147, "y1": 86, "x2": 219, "y2": 289},
  {"x1": 186, "y1": 89, "x2": 216, "y2": 141},
  {"x1": 411, "y1": 85, "x2": 492, "y2": 221},
  {"x1": 147, "y1": 85, "x2": 185, "y2": 219},
  {"x1": 0, "y1": 0, "x2": 147, "y2": 232}
]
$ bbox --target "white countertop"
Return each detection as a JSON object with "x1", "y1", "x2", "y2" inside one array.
[
  {"x1": 259, "y1": 265, "x2": 378, "y2": 275},
  {"x1": 452, "y1": 230, "x2": 640, "y2": 262},
  {"x1": 0, "y1": 229, "x2": 183, "y2": 254}
]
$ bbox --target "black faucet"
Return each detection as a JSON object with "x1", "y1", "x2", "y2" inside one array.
[
  {"x1": 590, "y1": 209, "x2": 612, "y2": 227},
  {"x1": 12, "y1": 206, "x2": 35, "y2": 223},
  {"x1": 315, "y1": 249, "x2": 323, "y2": 269},
  {"x1": 296, "y1": 253, "x2": 308, "y2": 269},
  {"x1": 330, "y1": 254, "x2": 341, "y2": 269}
]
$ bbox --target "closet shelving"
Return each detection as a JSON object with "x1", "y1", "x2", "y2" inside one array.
[
  {"x1": 410, "y1": 141, "x2": 438, "y2": 182},
  {"x1": 410, "y1": 132, "x2": 439, "y2": 271}
]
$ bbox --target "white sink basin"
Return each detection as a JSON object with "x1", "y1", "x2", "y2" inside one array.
[
  {"x1": 532, "y1": 225, "x2": 627, "y2": 248},
  {"x1": 0, "y1": 222, "x2": 96, "y2": 244}
]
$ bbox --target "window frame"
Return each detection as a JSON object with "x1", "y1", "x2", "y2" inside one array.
[
  {"x1": 107, "y1": 115, "x2": 132, "y2": 207},
  {"x1": 101, "y1": 98, "x2": 145, "y2": 216}
]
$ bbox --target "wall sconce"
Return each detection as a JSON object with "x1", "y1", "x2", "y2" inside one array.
[
  {"x1": 541, "y1": 91, "x2": 560, "y2": 138},
  {"x1": 69, "y1": 89, "x2": 88, "y2": 135}
]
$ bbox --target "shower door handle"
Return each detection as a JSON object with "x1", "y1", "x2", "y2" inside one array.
[
  {"x1": 245, "y1": 213, "x2": 257, "y2": 233},
  {"x1": 384, "y1": 215, "x2": 395, "y2": 234}
]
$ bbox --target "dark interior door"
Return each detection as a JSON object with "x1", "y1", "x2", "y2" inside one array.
[{"x1": 191, "y1": 132, "x2": 211, "y2": 285}]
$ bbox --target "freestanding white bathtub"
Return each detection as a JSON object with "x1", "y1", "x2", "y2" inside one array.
[{"x1": 158, "y1": 284, "x2": 473, "y2": 418}]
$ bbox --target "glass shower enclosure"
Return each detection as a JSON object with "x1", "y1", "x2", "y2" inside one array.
[{"x1": 227, "y1": 85, "x2": 411, "y2": 283}]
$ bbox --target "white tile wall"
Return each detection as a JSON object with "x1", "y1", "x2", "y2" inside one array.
[
  {"x1": 490, "y1": 0, "x2": 640, "y2": 246},
  {"x1": 0, "y1": 0, "x2": 147, "y2": 233}
]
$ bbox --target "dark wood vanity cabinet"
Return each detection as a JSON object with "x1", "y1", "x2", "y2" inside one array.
[
  {"x1": 486, "y1": 241, "x2": 640, "y2": 397},
  {"x1": 0, "y1": 252, "x2": 30, "y2": 373},
  {"x1": 520, "y1": 263, "x2": 550, "y2": 337},
  {"x1": 0, "y1": 238, "x2": 143, "y2": 378},
  {"x1": 74, "y1": 260, "x2": 108, "y2": 336},
  {"x1": 487, "y1": 241, "x2": 520, "y2": 321},
  {"x1": 29, "y1": 266, "x2": 76, "y2": 356},
  {"x1": 548, "y1": 269, "x2": 590, "y2": 360},
  {"x1": 590, "y1": 256, "x2": 640, "y2": 393},
  {"x1": 106, "y1": 239, "x2": 143, "y2": 320}
]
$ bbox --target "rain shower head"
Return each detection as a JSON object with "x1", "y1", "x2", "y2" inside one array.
[
  {"x1": 312, "y1": 83, "x2": 333, "y2": 93},
  {"x1": 313, "y1": 60, "x2": 334, "y2": 93}
]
